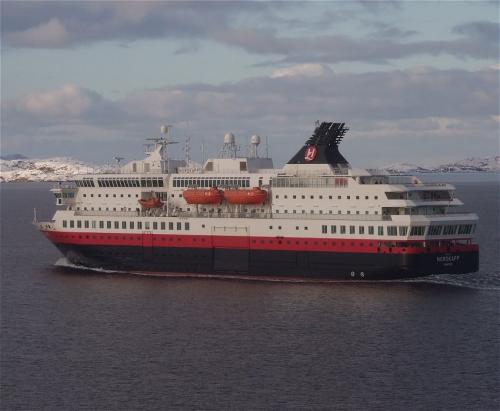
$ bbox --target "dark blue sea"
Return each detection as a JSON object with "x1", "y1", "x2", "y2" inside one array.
[{"x1": 1, "y1": 177, "x2": 499, "y2": 410}]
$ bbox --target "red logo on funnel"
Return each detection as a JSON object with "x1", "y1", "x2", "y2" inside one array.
[{"x1": 304, "y1": 145, "x2": 317, "y2": 162}]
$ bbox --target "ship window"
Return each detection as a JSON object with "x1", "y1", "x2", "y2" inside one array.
[
  {"x1": 359, "y1": 226, "x2": 365, "y2": 235},
  {"x1": 152, "y1": 179, "x2": 158, "y2": 187},
  {"x1": 347, "y1": 211, "x2": 351, "y2": 215},
  {"x1": 99, "y1": 221, "x2": 104, "y2": 229},
  {"x1": 368, "y1": 226, "x2": 374, "y2": 235},
  {"x1": 130, "y1": 221, "x2": 134, "y2": 229},
  {"x1": 161, "y1": 222, "x2": 166, "y2": 230},
  {"x1": 185, "y1": 222, "x2": 190, "y2": 231},
  {"x1": 350, "y1": 226, "x2": 355, "y2": 234},
  {"x1": 458, "y1": 224, "x2": 471, "y2": 234},
  {"x1": 411, "y1": 226, "x2": 426, "y2": 236},
  {"x1": 83, "y1": 194, "x2": 86, "y2": 197},
  {"x1": 293, "y1": 195, "x2": 296, "y2": 199},
  {"x1": 169, "y1": 222, "x2": 174, "y2": 230},
  {"x1": 442, "y1": 225, "x2": 457, "y2": 235},
  {"x1": 122, "y1": 221, "x2": 126, "y2": 229},
  {"x1": 428, "y1": 225, "x2": 442, "y2": 235},
  {"x1": 107, "y1": 221, "x2": 112, "y2": 229},
  {"x1": 374, "y1": 211, "x2": 378, "y2": 215},
  {"x1": 84, "y1": 221, "x2": 90, "y2": 229},
  {"x1": 296, "y1": 226, "x2": 299, "y2": 230},
  {"x1": 322, "y1": 225, "x2": 327, "y2": 234},
  {"x1": 399, "y1": 226, "x2": 408, "y2": 236},
  {"x1": 310, "y1": 196, "x2": 314, "y2": 199},
  {"x1": 365, "y1": 196, "x2": 369, "y2": 200},
  {"x1": 378, "y1": 226, "x2": 384, "y2": 235},
  {"x1": 375, "y1": 196, "x2": 378, "y2": 200},
  {"x1": 177, "y1": 222, "x2": 182, "y2": 230},
  {"x1": 153, "y1": 222, "x2": 158, "y2": 230},
  {"x1": 275, "y1": 195, "x2": 279, "y2": 199},
  {"x1": 63, "y1": 220, "x2": 67, "y2": 228},
  {"x1": 304, "y1": 227, "x2": 308, "y2": 230},
  {"x1": 356, "y1": 211, "x2": 360, "y2": 215},
  {"x1": 330, "y1": 225, "x2": 336, "y2": 234},
  {"x1": 387, "y1": 226, "x2": 397, "y2": 236},
  {"x1": 138, "y1": 222, "x2": 143, "y2": 230},
  {"x1": 114, "y1": 221, "x2": 119, "y2": 229},
  {"x1": 284, "y1": 195, "x2": 288, "y2": 199},
  {"x1": 340, "y1": 226, "x2": 346, "y2": 234},
  {"x1": 301, "y1": 195, "x2": 305, "y2": 199},
  {"x1": 319, "y1": 195, "x2": 323, "y2": 199},
  {"x1": 269, "y1": 226, "x2": 273, "y2": 230},
  {"x1": 356, "y1": 196, "x2": 359, "y2": 200},
  {"x1": 92, "y1": 221, "x2": 96, "y2": 229},
  {"x1": 70, "y1": 220, "x2": 74, "y2": 228},
  {"x1": 347, "y1": 196, "x2": 350, "y2": 199},
  {"x1": 338, "y1": 196, "x2": 341, "y2": 199},
  {"x1": 145, "y1": 222, "x2": 150, "y2": 230}
]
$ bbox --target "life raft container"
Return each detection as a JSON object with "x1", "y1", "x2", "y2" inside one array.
[
  {"x1": 182, "y1": 187, "x2": 224, "y2": 204},
  {"x1": 138, "y1": 197, "x2": 163, "y2": 208},
  {"x1": 223, "y1": 187, "x2": 267, "y2": 205}
]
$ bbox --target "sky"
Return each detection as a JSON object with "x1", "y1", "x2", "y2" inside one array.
[{"x1": 1, "y1": 1, "x2": 499, "y2": 168}]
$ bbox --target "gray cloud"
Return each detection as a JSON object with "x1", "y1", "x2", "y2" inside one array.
[
  {"x1": 2, "y1": 2, "x2": 498, "y2": 65},
  {"x1": 2, "y1": 66, "x2": 498, "y2": 165}
]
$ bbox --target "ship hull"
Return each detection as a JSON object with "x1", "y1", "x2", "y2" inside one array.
[{"x1": 53, "y1": 242, "x2": 478, "y2": 281}]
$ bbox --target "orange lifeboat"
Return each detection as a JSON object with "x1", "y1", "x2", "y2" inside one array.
[
  {"x1": 138, "y1": 197, "x2": 163, "y2": 208},
  {"x1": 224, "y1": 187, "x2": 267, "y2": 205},
  {"x1": 183, "y1": 187, "x2": 224, "y2": 204}
]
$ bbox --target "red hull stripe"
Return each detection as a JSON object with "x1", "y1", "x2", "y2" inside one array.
[{"x1": 42, "y1": 230, "x2": 478, "y2": 255}]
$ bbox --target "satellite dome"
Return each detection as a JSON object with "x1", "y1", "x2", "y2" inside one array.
[
  {"x1": 224, "y1": 133, "x2": 235, "y2": 144},
  {"x1": 250, "y1": 135, "x2": 261, "y2": 145}
]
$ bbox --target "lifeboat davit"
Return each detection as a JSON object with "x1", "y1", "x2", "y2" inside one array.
[
  {"x1": 224, "y1": 187, "x2": 267, "y2": 205},
  {"x1": 183, "y1": 187, "x2": 224, "y2": 204},
  {"x1": 138, "y1": 197, "x2": 163, "y2": 208}
]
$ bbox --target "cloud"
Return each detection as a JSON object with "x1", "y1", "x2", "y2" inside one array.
[
  {"x1": 270, "y1": 64, "x2": 333, "y2": 78},
  {"x1": 7, "y1": 17, "x2": 69, "y2": 48},
  {"x1": 2, "y1": 66, "x2": 498, "y2": 164},
  {"x1": 1, "y1": 2, "x2": 498, "y2": 65}
]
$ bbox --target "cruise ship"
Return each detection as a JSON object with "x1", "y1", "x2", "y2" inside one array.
[{"x1": 36, "y1": 122, "x2": 479, "y2": 280}]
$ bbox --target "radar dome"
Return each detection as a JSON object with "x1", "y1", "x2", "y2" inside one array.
[
  {"x1": 251, "y1": 135, "x2": 261, "y2": 145},
  {"x1": 224, "y1": 133, "x2": 235, "y2": 144},
  {"x1": 160, "y1": 125, "x2": 169, "y2": 134}
]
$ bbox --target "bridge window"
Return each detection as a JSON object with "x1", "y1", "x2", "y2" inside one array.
[
  {"x1": 387, "y1": 226, "x2": 397, "y2": 236},
  {"x1": 442, "y1": 225, "x2": 457, "y2": 235},
  {"x1": 410, "y1": 226, "x2": 426, "y2": 236},
  {"x1": 428, "y1": 226, "x2": 442, "y2": 236},
  {"x1": 399, "y1": 226, "x2": 408, "y2": 236}
]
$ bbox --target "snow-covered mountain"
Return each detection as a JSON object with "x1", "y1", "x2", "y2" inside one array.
[
  {"x1": 0, "y1": 157, "x2": 111, "y2": 182},
  {"x1": 0, "y1": 155, "x2": 498, "y2": 182},
  {"x1": 384, "y1": 157, "x2": 499, "y2": 174}
]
